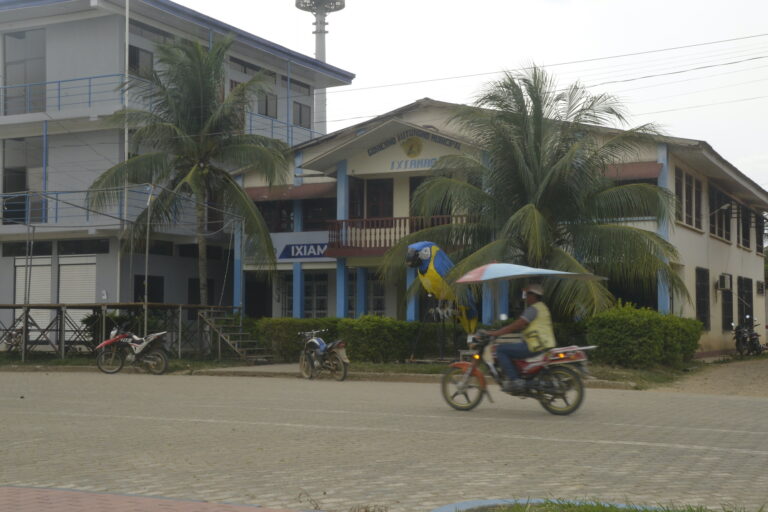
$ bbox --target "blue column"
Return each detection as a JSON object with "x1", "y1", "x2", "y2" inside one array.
[
  {"x1": 42, "y1": 120, "x2": 48, "y2": 222},
  {"x1": 233, "y1": 174, "x2": 244, "y2": 312},
  {"x1": 497, "y1": 281, "x2": 509, "y2": 318},
  {"x1": 406, "y1": 268, "x2": 418, "y2": 321},
  {"x1": 355, "y1": 267, "x2": 368, "y2": 318},
  {"x1": 292, "y1": 263, "x2": 304, "y2": 318},
  {"x1": 336, "y1": 160, "x2": 348, "y2": 221},
  {"x1": 336, "y1": 258, "x2": 348, "y2": 318},
  {"x1": 292, "y1": 199, "x2": 304, "y2": 318},
  {"x1": 286, "y1": 61, "x2": 293, "y2": 146},
  {"x1": 482, "y1": 283, "x2": 494, "y2": 325},
  {"x1": 294, "y1": 151, "x2": 303, "y2": 187},
  {"x1": 656, "y1": 143, "x2": 671, "y2": 314},
  {"x1": 233, "y1": 221, "x2": 243, "y2": 311}
]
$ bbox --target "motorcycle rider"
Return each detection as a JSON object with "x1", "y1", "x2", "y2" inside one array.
[{"x1": 483, "y1": 283, "x2": 556, "y2": 394}]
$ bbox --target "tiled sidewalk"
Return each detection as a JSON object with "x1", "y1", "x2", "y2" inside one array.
[{"x1": 0, "y1": 487, "x2": 301, "y2": 512}]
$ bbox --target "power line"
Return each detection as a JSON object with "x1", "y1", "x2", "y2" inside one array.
[{"x1": 635, "y1": 95, "x2": 768, "y2": 116}]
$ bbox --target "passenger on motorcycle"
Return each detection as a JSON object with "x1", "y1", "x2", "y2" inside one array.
[{"x1": 482, "y1": 283, "x2": 556, "y2": 394}]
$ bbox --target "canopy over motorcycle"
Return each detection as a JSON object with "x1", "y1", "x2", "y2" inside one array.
[{"x1": 456, "y1": 262, "x2": 606, "y2": 284}]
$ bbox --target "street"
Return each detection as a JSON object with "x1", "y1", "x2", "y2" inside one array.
[{"x1": 1, "y1": 371, "x2": 767, "y2": 511}]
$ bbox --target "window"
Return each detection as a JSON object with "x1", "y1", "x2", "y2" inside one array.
[
  {"x1": 737, "y1": 276, "x2": 754, "y2": 325},
  {"x1": 282, "y1": 77, "x2": 311, "y2": 97},
  {"x1": 129, "y1": 20, "x2": 173, "y2": 44},
  {"x1": 695, "y1": 268, "x2": 710, "y2": 330},
  {"x1": 302, "y1": 198, "x2": 336, "y2": 231},
  {"x1": 674, "y1": 167, "x2": 701, "y2": 229},
  {"x1": 349, "y1": 177, "x2": 364, "y2": 219},
  {"x1": 177, "y1": 244, "x2": 222, "y2": 259},
  {"x1": 4, "y1": 29, "x2": 45, "y2": 115},
  {"x1": 757, "y1": 213, "x2": 765, "y2": 253},
  {"x1": 708, "y1": 186, "x2": 732, "y2": 241},
  {"x1": 738, "y1": 206, "x2": 752, "y2": 249},
  {"x1": 366, "y1": 179, "x2": 393, "y2": 218},
  {"x1": 256, "y1": 200, "x2": 293, "y2": 232},
  {"x1": 722, "y1": 287, "x2": 733, "y2": 331},
  {"x1": 59, "y1": 239, "x2": 109, "y2": 255},
  {"x1": 367, "y1": 275, "x2": 385, "y2": 316},
  {"x1": 293, "y1": 102, "x2": 311, "y2": 129},
  {"x1": 129, "y1": 45, "x2": 153, "y2": 79},
  {"x1": 2, "y1": 241, "x2": 52, "y2": 256},
  {"x1": 279, "y1": 274, "x2": 293, "y2": 317},
  {"x1": 134, "y1": 275, "x2": 164, "y2": 303},
  {"x1": 303, "y1": 272, "x2": 328, "y2": 318},
  {"x1": 149, "y1": 240, "x2": 173, "y2": 256},
  {"x1": 3, "y1": 137, "x2": 43, "y2": 224},
  {"x1": 258, "y1": 92, "x2": 277, "y2": 119}
]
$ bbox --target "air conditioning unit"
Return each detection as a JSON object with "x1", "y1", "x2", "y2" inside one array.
[
  {"x1": 758, "y1": 281, "x2": 765, "y2": 296},
  {"x1": 716, "y1": 273, "x2": 733, "y2": 291}
]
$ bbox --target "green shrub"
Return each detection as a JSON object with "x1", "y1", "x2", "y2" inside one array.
[
  {"x1": 586, "y1": 303, "x2": 702, "y2": 368},
  {"x1": 249, "y1": 316, "x2": 464, "y2": 363}
]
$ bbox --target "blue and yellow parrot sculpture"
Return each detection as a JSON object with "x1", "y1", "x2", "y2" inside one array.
[{"x1": 406, "y1": 241, "x2": 478, "y2": 333}]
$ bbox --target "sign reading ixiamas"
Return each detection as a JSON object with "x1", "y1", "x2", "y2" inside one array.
[{"x1": 279, "y1": 243, "x2": 328, "y2": 259}]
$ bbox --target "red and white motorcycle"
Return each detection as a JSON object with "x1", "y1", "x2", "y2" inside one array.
[{"x1": 95, "y1": 326, "x2": 169, "y2": 375}]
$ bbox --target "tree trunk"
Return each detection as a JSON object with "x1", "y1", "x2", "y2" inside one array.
[{"x1": 195, "y1": 199, "x2": 209, "y2": 307}]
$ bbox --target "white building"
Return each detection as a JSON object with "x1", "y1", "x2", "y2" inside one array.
[
  {"x1": 243, "y1": 98, "x2": 768, "y2": 355},
  {"x1": 0, "y1": 0, "x2": 353, "y2": 334}
]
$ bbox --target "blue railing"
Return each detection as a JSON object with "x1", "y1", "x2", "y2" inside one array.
[
  {"x1": 0, "y1": 188, "x2": 151, "y2": 227},
  {"x1": 1, "y1": 74, "x2": 323, "y2": 144},
  {"x1": 0, "y1": 74, "x2": 127, "y2": 115},
  {"x1": 246, "y1": 112, "x2": 323, "y2": 146}
]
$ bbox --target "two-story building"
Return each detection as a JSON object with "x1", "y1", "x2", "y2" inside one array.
[
  {"x1": 0, "y1": 0, "x2": 354, "y2": 331},
  {"x1": 243, "y1": 98, "x2": 768, "y2": 355}
]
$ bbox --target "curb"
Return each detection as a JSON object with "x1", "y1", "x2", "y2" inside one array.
[{"x1": 0, "y1": 365, "x2": 636, "y2": 389}]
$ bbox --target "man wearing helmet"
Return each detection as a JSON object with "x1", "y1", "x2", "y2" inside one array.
[{"x1": 483, "y1": 283, "x2": 556, "y2": 394}]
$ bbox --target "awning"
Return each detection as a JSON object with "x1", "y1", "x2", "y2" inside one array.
[
  {"x1": 247, "y1": 182, "x2": 336, "y2": 202},
  {"x1": 604, "y1": 162, "x2": 662, "y2": 181}
]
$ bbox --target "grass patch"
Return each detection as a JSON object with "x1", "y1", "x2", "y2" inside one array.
[
  {"x1": 587, "y1": 362, "x2": 704, "y2": 390},
  {"x1": 350, "y1": 361, "x2": 449, "y2": 374},
  {"x1": 467, "y1": 500, "x2": 761, "y2": 512}
]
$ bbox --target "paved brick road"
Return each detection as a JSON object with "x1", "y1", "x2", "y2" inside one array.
[{"x1": 1, "y1": 372, "x2": 767, "y2": 511}]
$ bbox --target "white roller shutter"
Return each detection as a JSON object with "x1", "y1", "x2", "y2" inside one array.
[
  {"x1": 14, "y1": 257, "x2": 52, "y2": 331},
  {"x1": 58, "y1": 256, "x2": 97, "y2": 333}
]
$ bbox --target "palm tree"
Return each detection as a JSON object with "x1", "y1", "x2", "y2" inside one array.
[
  {"x1": 385, "y1": 66, "x2": 685, "y2": 319},
  {"x1": 87, "y1": 35, "x2": 288, "y2": 306}
]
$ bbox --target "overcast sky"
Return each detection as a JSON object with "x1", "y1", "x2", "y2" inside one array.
[{"x1": 174, "y1": 0, "x2": 768, "y2": 188}]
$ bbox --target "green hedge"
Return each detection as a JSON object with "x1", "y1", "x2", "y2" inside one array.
[
  {"x1": 247, "y1": 316, "x2": 464, "y2": 363},
  {"x1": 586, "y1": 303, "x2": 702, "y2": 368}
]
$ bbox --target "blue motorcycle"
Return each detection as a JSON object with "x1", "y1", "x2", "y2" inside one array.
[{"x1": 298, "y1": 329, "x2": 350, "y2": 381}]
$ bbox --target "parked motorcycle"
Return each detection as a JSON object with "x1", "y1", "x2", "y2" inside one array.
[
  {"x1": 298, "y1": 329, "x2": 349, "y2": 381},
  {"x1": 441, "y1": 334, "x2": 596, "y2": 415},
  {"x1": 733, "y1": 316, "x2": 763, "y2": 356},
  {"x1": 95, "y1": 326, "x2": 169, "y2": 375}
]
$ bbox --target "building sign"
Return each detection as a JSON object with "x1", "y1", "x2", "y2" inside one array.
[
  {"x1": 271, "y1": 231, "x2": 334, "y2": 262},
  {"x1": 367, "y1": 128, "x2": 462, "y2": 157},
  {"x1": 389, "y1": 158, "x2": 438, "y2": 170},
  {"x1": 279, "y1": 243, "x2": 328, "y2": 259}
]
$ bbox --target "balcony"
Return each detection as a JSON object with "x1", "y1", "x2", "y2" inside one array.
[
  {"x1": 0, "y1": 74, "x2": 126, "y2": 116},
  {"x1": 326, "y1": 215, "x2": 468, "y2": 257},
  {"x1": 0, "y1": 188, "x2": 209, "y2": 239},
  {"x1": 0, "y1": 74, "x2": 322, "y2": 147}
]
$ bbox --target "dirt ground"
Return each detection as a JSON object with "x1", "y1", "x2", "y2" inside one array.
[{"x1": 653, "y1": 356, "x2": 768, "y2": 397}]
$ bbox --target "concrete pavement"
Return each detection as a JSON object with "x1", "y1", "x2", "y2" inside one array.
[{"x1": 1, "y1": 371, "x2": 767, "y2": 511}]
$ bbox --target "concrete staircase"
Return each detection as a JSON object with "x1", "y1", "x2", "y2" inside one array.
[{"x1": 198, "y1": 310, "x2": 273, "y2": 364}]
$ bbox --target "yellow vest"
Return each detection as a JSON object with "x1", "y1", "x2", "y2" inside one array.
[{"x1": 522, "y1": 302, "x2": 556, "y2": 352}]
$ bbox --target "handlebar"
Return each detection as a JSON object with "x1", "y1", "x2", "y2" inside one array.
[{"x1": 299, "y1": 329, "x2": 327, "y2": 337}]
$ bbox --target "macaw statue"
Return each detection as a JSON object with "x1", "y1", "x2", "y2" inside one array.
[{"x1": 406, "y1": 241, "x2": 478, "y2": 333}]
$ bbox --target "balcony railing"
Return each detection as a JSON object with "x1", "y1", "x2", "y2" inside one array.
[
  {"x1": 0, "y1": 74, "x2": 126, "y2": 115},
  {"x1": 0, "y1": 74, "x2": 323, "y2": 146},
  {"x1": 327, "y1": 215, "x2": 468, "y2": 257}
]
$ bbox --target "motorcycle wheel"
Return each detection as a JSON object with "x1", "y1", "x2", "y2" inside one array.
[
  {"x1": 96, "y1": 346, "x2": 125, "y2": 374},
  {"x1": 537, "y1": 365, "x2": 584, "y2": 416},
  {"x1": 441, "y1": 366, "x2": 484, "y2": 411},
  {"x1": 299, "y1": 351, "x2": 316, "y2": 380},
  {"x1": 736, "y1": 339, "x2": 747, "y2": 356},
  {"x1": 144, "y1": 348, "x2": 168, "y2": 375},
  {"x1": 328, "y1": 352, "x2": 349, "y2": 382}
]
